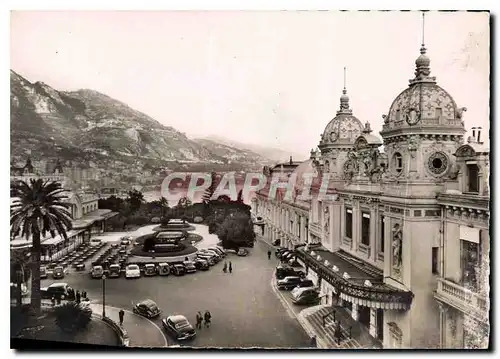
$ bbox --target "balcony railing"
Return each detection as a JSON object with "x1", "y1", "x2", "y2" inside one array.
[
  {"x1": 435, "y1": 277, "x2": 489, "y2": 322},
  {"x1": 309, "y1": 222, "x2": 322, "y2": 237}
]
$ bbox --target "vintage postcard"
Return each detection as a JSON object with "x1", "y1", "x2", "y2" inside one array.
[{"x1": 9, "y1": 9, "x2": 490, "y2": 350}]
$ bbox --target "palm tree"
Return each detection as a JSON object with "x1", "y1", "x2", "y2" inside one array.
[{"x1": 10, "y1": 179, "x2": 73, "y2": 315}]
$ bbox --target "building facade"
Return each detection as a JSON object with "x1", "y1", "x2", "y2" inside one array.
[{"x1": 253, "y1": 37, "x2": 489, "y2": 349}]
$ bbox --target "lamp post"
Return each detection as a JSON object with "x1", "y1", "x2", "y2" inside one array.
[{"x1": 102, "y1": 274, "x2": 106, "y2": 318}]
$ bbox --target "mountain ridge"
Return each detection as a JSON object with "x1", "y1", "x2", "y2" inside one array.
[{"x1": 10, "y1": 70, "x2": 269, "y2": 184}]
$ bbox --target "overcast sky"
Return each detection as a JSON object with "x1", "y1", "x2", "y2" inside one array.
[{"x1": 10, "y1": 11, "x2": 489, "y2": 155}]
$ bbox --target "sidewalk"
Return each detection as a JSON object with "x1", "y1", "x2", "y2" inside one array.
[
  {"x1": 260, "y1": 236, "x2": 379, "y2": 349},
  {"x1": 89, "y1": 304, "x2": 168, "y2": 348}
]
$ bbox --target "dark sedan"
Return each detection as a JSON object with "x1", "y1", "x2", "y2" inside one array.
[
  {"x1": 193, "y1": 258, "x2": 209, "y2": 271},
  {"x1": 162, "y1": 315, "x2": 196, "y2": 341},
  {"x1": 132, "y1": 299, "x2": 162, "y2": 319}
]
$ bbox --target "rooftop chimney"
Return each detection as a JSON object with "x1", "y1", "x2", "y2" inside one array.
[
  {"x1": 289, "y1": 156, "x2": 293, "y2": 165},
  {"x1": 477, "y1": 127, "x2": 483, "y2": 144},
  {"x1": 472, "y1": 127, "x2": 476, "y2": 140}
]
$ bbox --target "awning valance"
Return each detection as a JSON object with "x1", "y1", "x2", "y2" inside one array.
[{"x1": 296, "y1": 247, "x2": 414, "y2": 310}]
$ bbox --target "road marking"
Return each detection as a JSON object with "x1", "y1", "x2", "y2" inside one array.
[{"x1": 91, "y1": 304, "x2": 168, "y2": 347}]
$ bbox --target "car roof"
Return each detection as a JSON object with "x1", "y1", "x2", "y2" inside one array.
[
  {"x1": 145, "y1": 263, "x2": 155, "y2": 267},
  {"x1": 93, "y1": 265, "x2": 103, "y2": 269},
  {"x1": 139, "y1": 299, "x2": 157, "y2": 307},
  {"x1": 159, "y1": 262, "x2": 168, "y2": 266},
  {"x1": 49, "y1": 283, "x2": 68, "y2": 288},
  {"x1": 109, "y1": 264, "x2": 120, "y2": 268},
  {"x1": 283, "y1": 276, "x2": 300, "y2": 280},
  {"x1": 168, "y1": 315, "x2": 188, "y2": 323},
  {"x1": 127, "y1": 264, "x2": 139, "y2": 268}
]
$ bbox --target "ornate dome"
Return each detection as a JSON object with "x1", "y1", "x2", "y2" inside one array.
[
  {"x1": 381, "y1": 44, "x2": 465, "y2": 133},
  {"x1": 320, "y1": 88, "x2": 363, "y2": 148}
]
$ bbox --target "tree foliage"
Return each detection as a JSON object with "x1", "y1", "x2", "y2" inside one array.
[
  {"x1": 53, "y1": 301, "x2": 93, "y2": 334},
  {"x1": 216, "y1": 211, "x2": 255, "y2": 250},
  {"x1": 127, "y1": 189, "x2": 144, "y2": 213},
  {"x1": 10, "y1": 179, "x2": 72, "y2": 314}
]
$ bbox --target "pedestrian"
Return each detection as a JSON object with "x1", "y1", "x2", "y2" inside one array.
[
  {"x1": 118, "y1": 309, "x2": 125, "y2": 326},
  {"x1": 83, "y1": 291, "x2": 87, "y2": 299},
  {"x1": 56, "y1": 294, "x2": 62, "y2": 305},
  {"x1": 196, "y1": 312, "x2": 203, "y2": 329},
  {"x1": 76, "y1": 290, "x2": 81, "y2": 303},
  {"x1": 310, "y1": 335, "x2": 317, "y2": 348},
  {"x1": 334, "y1": 321, "x2": 342, "y2": 345},
  {"x1": 51, "y1": 296, "x2": 56, "y2": 306},
  {"x1": 267, "y1": 250, "x2": 271, "y2": 260},
  {"x1": 185, "y1": 257, "x2": 189, "y2": 262},
  {"x1": 204, "y1": 310, "x2": 211, "y2": 328},
  {"x1": 223, "y1": 262, "x2": 227, "y2": 273},
  {"x1": 229, "y1": 262, "x2": 232, "y2": 274}
]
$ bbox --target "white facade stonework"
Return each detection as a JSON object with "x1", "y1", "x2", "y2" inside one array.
[{"x1": 253, "y1": 37, "x2": 489, "y2": 349}]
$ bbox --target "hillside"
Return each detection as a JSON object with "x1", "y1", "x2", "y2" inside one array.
[{"x1": 10, "y1": 70, "x2": 268, "y2": 178}]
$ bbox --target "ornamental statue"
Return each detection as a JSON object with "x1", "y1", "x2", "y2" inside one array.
[
  {"x1": 324, "y1": 206, "x2": 330, "y2": 239},
  {"x1": 392, "y1": 223, "x2": 403, "y2": 270}
]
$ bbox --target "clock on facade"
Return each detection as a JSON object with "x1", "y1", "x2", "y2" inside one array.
[{"x1": 427, "y1": 151, "x2": 449, "y2": 175}]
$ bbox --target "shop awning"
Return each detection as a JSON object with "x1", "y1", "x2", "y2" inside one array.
[
  {"x1": 10, "y1": 228, "x2": 86, "y2": 248},
  {"x1": 296, "y1": 247, "x2": 414, "y2": 310}
]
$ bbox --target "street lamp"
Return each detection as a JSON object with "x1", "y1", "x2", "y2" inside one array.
[{"x1": 102, "y1": 274, "x2": 106, "y2": 317}]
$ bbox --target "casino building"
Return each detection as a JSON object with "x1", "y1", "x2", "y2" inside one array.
[{"x1": 253, "y1": 27, "x2": 489, "y2": 349}]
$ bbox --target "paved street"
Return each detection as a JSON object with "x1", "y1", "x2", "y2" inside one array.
[{"x1": 40, "y1": 224, "x2": 312, "y2": 348}]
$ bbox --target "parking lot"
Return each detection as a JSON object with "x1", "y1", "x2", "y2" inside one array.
[{"x1": 40, "y1": 225, "x2": 313, "y2": 348}]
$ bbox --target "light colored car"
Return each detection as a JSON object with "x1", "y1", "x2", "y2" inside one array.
[
  {"x1": 91, "y1": 265, "x2": 104, "y2": 279},
  {"x1": 125, "y1": 264, "x2": 141, "y2": 279},
  {"x1": 90, "y1": 238, "x2": 103, "y2": 247}
]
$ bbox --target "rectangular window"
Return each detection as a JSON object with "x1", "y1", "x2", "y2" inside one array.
[
  {"x1": 467, "y1": 164, "x2": 479, "y2": 193},
  {"x1": 345, "y1": 208, "x2": 353, "y2": 239},
  {"x1": 361, "y1": 212, "x2": 370, "y2": 246},
  {"x1": 432, "y1": 247, "x2": 439, "y2": 274},
  {"x1": 461, "y1": 239, "x2": 480, "y2": 291},
  {"x1": 380, "y1": 215, "x2": 385, "y2": 253}
]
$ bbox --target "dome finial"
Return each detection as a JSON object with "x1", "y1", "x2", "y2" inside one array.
[
  {"x1": 339, "y1": 66, "x2": 350, "y2": 112},
  {"x1": 410, "y1": 11, "x2": 435, "y2": 85}
]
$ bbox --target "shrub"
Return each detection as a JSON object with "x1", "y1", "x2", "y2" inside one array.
[{"x1": 53, "y1": 302, "x2": 92, "y2": 334}]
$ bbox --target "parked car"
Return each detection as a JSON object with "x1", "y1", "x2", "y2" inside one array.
[
  {"x1": 158, "y1": 262, "x2": 170, "y2": 276},
  {"x1": 162, "y1": 315, "x2": 196, "y2": 341},
  {"x1": 108, "y1": 264, "x2": 121, "y2": 278},
  {"x1": 291, "y1": 287, "x2": 320, "y2": 305},
  {"x1": 125, "y1": 264, "x2": 141, "y2": 279},
  {"x1": 144, "y1": 264, "x2": 157, "y2": 276},
  {"x1": 170, "y1": 263, "x2": 186, "y2": 276},
  {"x1": 289, "y1": 259, "x2": 303, "y2": 268},
  {"x1": 275, "y1": 264, "x2": 305, "y2": 280},
  {"x1": 111, "y1": 243, "x2": 119, "y2": 249},
  {"x1": 208, "y1": 247, "x2": 225, "y2": 257},
  {"x1": 41, "y1": 282, "x2": 73, "y2": 300},
  {"x1": 182, "y1": 261, "x2": 197, "y2": 274},
  {"x1": 53, "y1": 266, "x2": 66, "y2": 279},
  {"x1": 90, "y1": 238, "x2": 103, "y2": 247},
  {"x1": 120, "y1": 237, "x2": 131, "y2": 246},
  {"x1": 91, "y1": 265, "x2": 105, "y2": 279},
  {"x1": 196, "y1": 253, "x2": 217, "y2": 265},
  {"x1": 276, "y1": 249, "x2": 289, "y2": 259},
  {"x1": 193, "y1": 258, "x2": 209, "y2": 271},
  {"x1": 40, "y1": 266, "x2": 48, "y2": 279},
  {"x1": 237, "y1": 248, "x2": 249, "y2": 257},
  {"x1": 133, "y1": 299, "x2": 161, "y2": 319},
  {"x1": 199, "y1": 249, "x2": 221, "y2": 262},
  {"x1": 277, "y1": 276, "x2": 303, "y2": 290}
]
